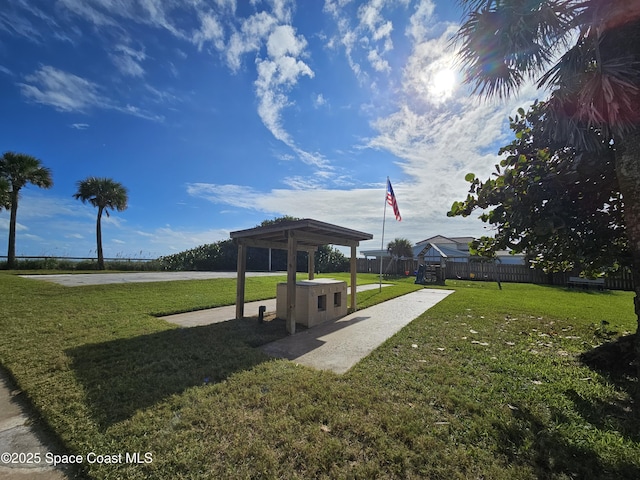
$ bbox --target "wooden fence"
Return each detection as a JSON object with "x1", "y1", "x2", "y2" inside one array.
[
  {"x1": 357, "y1": 257, "x2": 635, "y2": 291},
  {"x1": 442, "y1": 261, "x2": 635, "y2": 291},
  {"x1": 357, "y1": 257, "x2": 417, "y2": 276}
]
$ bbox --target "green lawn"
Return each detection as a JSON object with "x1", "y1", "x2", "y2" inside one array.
[{"x1": 0, "y1": 272, "x2": 638, "y2": 479}]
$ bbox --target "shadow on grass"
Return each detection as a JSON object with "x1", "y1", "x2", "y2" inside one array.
[
  {"x1": 66, "y1": 317, "x2": 288, "y2": 430},
  {"x1": 580, "y1": 334, "x2": 637, "y2": 381},
  {"x1": 562, "y1": 286, "x2": 617, "y2": 295},
  {"x1": 495, "y1": 404, "x2": 640, "y2": 479},
  {"x1": 262, "y1": 315, "x2": 370, "y2": 360},
  {"x1": 577, "y1": 333, "x2": 639, "y2": 436}
]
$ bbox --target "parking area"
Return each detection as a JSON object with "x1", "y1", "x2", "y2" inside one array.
[{"x1": 19, "y1": 271, "x2": 285, "y2": 287}]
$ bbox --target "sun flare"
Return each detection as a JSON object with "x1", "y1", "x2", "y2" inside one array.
[{"x1": 429, "y1": 67, "x2": 457, "y2": 101}]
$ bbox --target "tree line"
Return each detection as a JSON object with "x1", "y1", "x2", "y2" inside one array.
[
  {"x1": 157, "y1": 217, "x2": 351, "y2": 273},
  {"x1": 0, "y1": 151, "x2": 128, "y2": 270},
  {"x1": 156, "y1": 239, "x2": 349, "y2": 273}
]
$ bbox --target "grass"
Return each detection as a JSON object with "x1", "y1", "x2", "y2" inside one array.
[{"x1": 0, "y1": 272, "x2": 639, "y2": 479}]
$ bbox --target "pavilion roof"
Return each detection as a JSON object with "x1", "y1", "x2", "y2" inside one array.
[{"x1": 230, "y1": 218, "x2": 373, "y2": 251}]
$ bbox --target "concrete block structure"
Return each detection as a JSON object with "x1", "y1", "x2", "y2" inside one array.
[{"x1": 276, "y1": 278, "x2": 347, "y2": 328}]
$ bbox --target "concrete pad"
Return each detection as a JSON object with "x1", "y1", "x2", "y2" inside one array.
[
  {"x1": 161, "y1": 299, "x2": 278, "y2": 327},
  {"x1": 261, "y1": 288, "x2": 454, "y2": 374},
  {"x1": 160, "y1": 283, "x2": 393, "y2": 327},
  {"x1": 19, "y1": 271, "x2": 284, "y2": 287}
]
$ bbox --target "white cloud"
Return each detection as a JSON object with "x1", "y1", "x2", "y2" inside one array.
[
  {"x1": 401, "y1": 24, "x2": 461, "y2": 106},
  {"x1": 281, "y1": 176, "x2": 324, "y2": 190},
  {"x1": 192, "y1": 12, "x2": 225, "y2": 51},
  {"x1": 0, "y1": 218, "x2": 28, "y2": 232},
  {"x1": 255, "y1": 85, "x2": 291, "y2": 143},
  {"x1": 56, "y1": 0, "x2": 118, "y2": 28},
  {"x1": 366, "y1": 93, "x2": 539, "y2": 234},
  {"x1": 57, "y1": 0, "x2": 182, "y2": 37},
  {"x1": 290, "y1": 147, "x2": 330, "y2": 170},
  {"x1": 323, "y1": 0, "x2": 354, "y2": 16},
  {"x1": 110, "y1": 44, "x2": 146, "y2": 77},
  {"x1": 0, "y1": 2, "x2": 47, "y2": 41},
  {"x1": 358, "y1": 1, "x2": 393, "y2": 44},
  {"x1": 326, "y1": 0, "x2": 400, "y2": 78},
  {"x1": 119, "y1": 104, "x2": 165, "y2": 122},
  {"x1": 406, "y1": 0, "x2": 437, "y2": 42},
  {"x1": 367, "y1": 48, "x2": 390, "y2": 72},
  {"x1": 19, "y1": 66, "x2": 164, "y2": 122},
  {"x1": 102, "y1": 215, "x2": 125, "y2": 228},
  {"x1": 187, "y1": 181, "x2": 382, "y2": 224},
  {"x1": 70, "y1": 123, "x2": 90, "y2": 130},
  {"x1": 267, "y1": 0, "x2": 293, "y2": 23},
  {"x1": 184, "y1": 179, "x2": 481, "y2": 253},
  {"x1": 225, "y1": 11, "x2": 278, "y2": 71},
  {"x1": 19, "y1": 66, "x2": 106, "y2": 112},
  {"x1": 146, "y1": 226, "x2": 231, "y2": 252},
  {"x1": 266, "y1": 24, "x2": 305, "y2": 58},
  {"x1": 324, "y1": 8, "x2": 365, "y2": 79},
  {"x1": 313, "y1": 93, "x2": 327, "y2": 108},
  {"x1": 186, "y1": 183, "x2": 269, "y2": 211},
  {"x1": 215, "y1": 0, "x2": 237, "y2": 12},
  {"x1": 251, "y1": 23, "x2": 326, "y2": 168}
]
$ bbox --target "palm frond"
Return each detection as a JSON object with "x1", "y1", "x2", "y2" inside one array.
[
  {"x1": 0, "y1": 178, "x2": 9, "y2": 210},
  {"x1": 578, "y1": 64, "x2": 640, "y2": 132},
  {"x1": 456, "y1": 0, "x2": 578, "y2": 100},
  {"x1": 74, "y1": 177, "x2": 128, "y2": 212},
  {"x1": 0, "y1": 151, "x2": 53, "y2": 190},
  {"x1": 540, "y1": 27, "x2": 640, "y2": 138}
]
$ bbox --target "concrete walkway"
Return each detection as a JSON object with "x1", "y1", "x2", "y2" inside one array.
[
  {"x1": 162, "y1": 286, "x2": 455, "y2": 374},
  {"x1": 261, "y1": 288, "x2": 454, "y2": 373},
  {"x1": 160, "y1": 283, "x2": 393, "y2": 327},
  {"x1": 0, "y1": 370, "x2": 70, "y2": 480}
]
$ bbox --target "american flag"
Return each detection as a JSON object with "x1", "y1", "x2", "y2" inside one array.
[{"x1": 386, "y1": 178, "x2": 401, "y2": 221}]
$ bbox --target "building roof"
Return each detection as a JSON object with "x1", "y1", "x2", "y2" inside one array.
[
  {"x1": 415, "y1": 242, "x2": 471, "y2": 259},
  {"x1": 416, "y1": 235, "x2": 475, "y2": 247},
  {"x1": 230, "y1": 218, "x2": 373, "y2": 250},
  {"x1": 362, "y1": 242, "x2": 471, "y2": 260}
]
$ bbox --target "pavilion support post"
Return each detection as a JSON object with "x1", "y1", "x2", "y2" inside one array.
[
  {"x1": 235, "y1": 242, "x2": 247, "y2": 320},
  {"x1": 350, "y1": 244, "x2": 357, "y2": 312},
  {"x1": 308, "y1": 249, "x2": 315, "y2": 280},
  {"x1": 286, "y1": 232, "x2": 297, "y2": 334}
]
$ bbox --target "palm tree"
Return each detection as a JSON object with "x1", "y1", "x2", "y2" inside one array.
[
  {"x1": 73, "y1": 177, "x2": 128, "y2": 270},
  {"x1": 0, "y1": 178, "x2": 9, "y2": 211},
  {"x1": 455, "y1": 0, "x2": 640, "y2": 394},
  {"x1": 387, "y1": 238, "x2": 414, "y2": 275},
  {"x1": 0, "y1": 152, "x2": 53, "y2": 269}
]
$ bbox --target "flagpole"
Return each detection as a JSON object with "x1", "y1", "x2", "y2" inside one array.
[{"x1": 380, "y1": 177, "x2": 389, "y2": 292}]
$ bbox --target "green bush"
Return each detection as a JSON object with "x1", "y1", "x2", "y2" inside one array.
[
  {"x1": 0, "y1": 257, "x2": 161, "y2": 271},
  {"x1": 157, "y1": 241, "x2": 350, "y2": 273}
]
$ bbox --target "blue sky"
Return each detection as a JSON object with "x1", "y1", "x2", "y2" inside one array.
[{"x1": 0, "y1": 0, "x2": 538, "y2": 259}]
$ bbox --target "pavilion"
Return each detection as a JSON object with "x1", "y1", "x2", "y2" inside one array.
[{"x1": 230, "y1": 218, "x2": 373, "y2": 334}]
